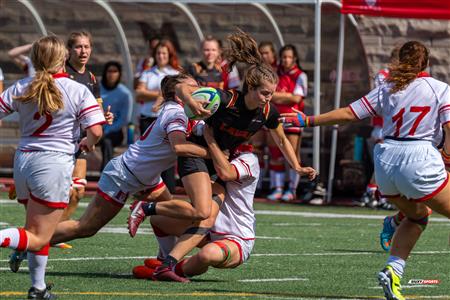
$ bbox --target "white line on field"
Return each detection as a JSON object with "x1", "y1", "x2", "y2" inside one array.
[
  {"x1": 1, "y1": 250, "x2": 448, "y2": 264},
  {"x1": 1, "y1": 199, "x2": 448, "y2": 222},
  {"x1": 370, "y1": 285, "x2": 436, "y2": 289},
  {"x1": 238, "y1": 277, "x2": 308, "y2": 282}
]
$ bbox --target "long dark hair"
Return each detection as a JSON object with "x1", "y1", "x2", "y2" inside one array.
[
  {"x1": 225, "y1": 29, "x2": 278, "y2": 95},
  {"x1": 101, "y1": 61, "x2": 122, "y2": 90},
  {"x1": 160, "y1": 72, "x2": 193, "y2": 101}
]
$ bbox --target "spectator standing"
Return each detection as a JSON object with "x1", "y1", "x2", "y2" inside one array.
[
  {"x1": 267, "y1": 45, "x2": 307, "y2": 202},
  {"x1": 99, "y1": 61, "x2": 132, "y2": 171},
  {"x1": 135, "y1": 39, "x2": 180, "y2": 193}
]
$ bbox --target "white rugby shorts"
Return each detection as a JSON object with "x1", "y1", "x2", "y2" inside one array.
[
  {"x1": 97, "y1": 156, "x2": 164, "y2": 206},
  {"x1": 14, "y1": 151, "x2": 74, "y2": 208},
  {"x1": 374, "y1": 139, "x2": 448, "y2": 202}
]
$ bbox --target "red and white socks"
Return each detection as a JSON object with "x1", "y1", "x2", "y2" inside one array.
[{"x1": 0, "y1": 228, "x2": 28, "y2": 251}]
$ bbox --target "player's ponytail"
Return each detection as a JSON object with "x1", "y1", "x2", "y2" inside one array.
[
  {"x1": 387, "y1": 41, "x2": 429, "y2": 94},
  {"x1": 15, "y1": 35, "x2": 66, "y2": 115},
  {"x1": 225, "y1": 29, "x2": 278, "y2": 95}
]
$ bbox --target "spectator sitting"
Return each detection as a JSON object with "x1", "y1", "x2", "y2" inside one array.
[{"x1": 100, "y1": 61, "x2": 132, "y2": 171}]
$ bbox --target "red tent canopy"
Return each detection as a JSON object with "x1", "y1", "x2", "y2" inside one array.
[{"x1": 341, "y1": 0, "x2": 450, "y2": 20}]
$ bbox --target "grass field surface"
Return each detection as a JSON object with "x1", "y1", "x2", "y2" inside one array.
[{"x1": 0, "y1": 194, "x2": 449, "y2": 300}]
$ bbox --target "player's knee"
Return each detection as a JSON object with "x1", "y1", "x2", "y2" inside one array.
[
  {"x1": 197, "y1": 245, "x2": 216, "y2": 265},
  {"x1": 194, "y1": 207, "x2": 211, "y2": 221}
]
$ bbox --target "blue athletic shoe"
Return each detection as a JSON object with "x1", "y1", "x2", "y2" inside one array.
[{"x1": 380, "y1": 216, "x2": 396, "y2": 252}]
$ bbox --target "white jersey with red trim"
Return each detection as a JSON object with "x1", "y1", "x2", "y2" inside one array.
[
  {"x1": 122, "y1": 101, "x2": 188, "y2": 184},
  {"x1": 212, "y1": 152, "x2": 259, "y2": 240},
  {"x1": 0, "y1": 75, "x2": 106, "y2": 154},
  {"x1": 349, "y1": 77, "x2": 450, "y2": 146},
  {"x1": 374, "y1": 68, "x2": 389, "y2": 88}
]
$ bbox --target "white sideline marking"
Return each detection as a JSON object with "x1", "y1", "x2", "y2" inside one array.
[
  {"x1": 370, "y1": 285, "x2": 436, "y2": 289},
  {"x1": 1, "y1": 199, "x2": 448, "y2": 223},
  {"x1": 1, "y1": 250, "x2": 448, "y2": 264},
  {"x1": 272, "y1": 223, "x2": 321, "y2": 226},
  {"x1": 238, "y1": 277, "x2": 308, "y2": 282}
]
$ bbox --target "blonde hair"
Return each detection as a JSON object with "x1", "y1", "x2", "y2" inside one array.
[
  {"x1": 15, "y1": 35, "x2": 67, "y2": 114},
  {"x1": 387, "y1": 41, "x2": 429, "y2": 93},
  {"x1": 225, "y1": 29, "x2": 278, "y2": 94}
]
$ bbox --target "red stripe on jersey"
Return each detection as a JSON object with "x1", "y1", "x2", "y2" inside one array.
[
  {"x1": 231, "y1": 164, "x2": 240, "y2": 180},
  {"x1": 439, "y1": 104, "x2": 450, "y2": 113},
  {"x1": 238, "y1": 158, "x2": 252, "y2": 177},
  {"x1": 85, "y1": 120, "x2": 107, "y2": 129},
  {"x1": 79, "y1": 108, "x2": 102, "y2": 120},
  {"x1": 30, "y1": 193, "x2": 68, "y2": 209},
  {"x1": 442, "y1": 121, "x2": 450, "y2": 127},
  {"x1": 79, "y1": 104, "x2": 100, "y2": 115},
  {"x1": 413, "y1": 174, "x2": 449, "y2": 203},
  {"x1": 348, "y1": 105, "x2": 361, "y2": 120},
  {"x1": 0, "y1": 96, "x2": 13, "y2": 113},
  {"x1": 362, "y1": 96, "x2": 377, "y2": 116}
]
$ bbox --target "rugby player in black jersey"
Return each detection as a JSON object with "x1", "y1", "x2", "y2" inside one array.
[
  {"x1": 128, "y1": 30, "x2": 316, "y2": 282},
  {"x1": 63, "y1": 31, "x2": 113, "y2": 221}
]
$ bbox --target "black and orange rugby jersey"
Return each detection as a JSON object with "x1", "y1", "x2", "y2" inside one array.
[
  {"x1": 65, "y1": 61, "x2": 101, "y2": 101},
  {"x1": 204, "y1": 88, "x2": 279, "y2": 151}
]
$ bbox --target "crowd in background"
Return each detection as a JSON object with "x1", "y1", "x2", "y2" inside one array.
[{"x1": 0, "y1": 31, "x2": 386, "y2": 206}]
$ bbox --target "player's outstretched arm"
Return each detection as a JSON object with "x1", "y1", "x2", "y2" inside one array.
[
  {"x1": 175, "y1": 83, "x2": 211, "y2": 118},
  {"x1": 269, "y1": 125, "x2": 316, "y2": 181},
  {"x1": 280, "y1": 107, "x2": 357, "y2": 128}
]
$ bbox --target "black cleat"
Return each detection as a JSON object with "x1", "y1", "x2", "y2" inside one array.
[{"x1": 27, "y1": 284, "x2": 57, "y2": 300}]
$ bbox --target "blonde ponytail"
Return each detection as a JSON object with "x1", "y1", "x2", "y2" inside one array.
[{"x1": 15, "y1": 35, "x2": 66, "y2": 115}]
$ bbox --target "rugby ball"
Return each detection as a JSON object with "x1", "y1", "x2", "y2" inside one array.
[{"x1": 184, "y1": 87, "x2": 220, "y2": 120}]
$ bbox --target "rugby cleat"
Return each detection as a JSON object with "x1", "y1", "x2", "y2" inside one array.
[
  {"x1": 9, "y1": 250, "x2": 27, "y2": 273},
  {"x1": 267, "y1": 188, "x2": 283, "y2": 201},
  {"x1": 128, "y1": 200, "x2": 147, "y2": 238},
  {"x1": 144, "y1": 258, "x2": 163, "y2": 269},
  {"x1": 132, "y1": 265, "x2": 155, "y2": 279},
  {"x1": 378, "y1": 266, "x2": 404, "y2": 300},
  {"x1": 27, "y1": 284, "x2": 57, "y2": 299},
  {"x1": 380, "y1": 216, "x2": 396, "y2": 252},
  {"x1": 152, "y1": 265, "x2": 190, "y2": 283}
]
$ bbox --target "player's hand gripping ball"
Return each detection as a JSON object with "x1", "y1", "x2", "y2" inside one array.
[{"x1": 184, "y1": 87, "x2": 220, "y2": 120}]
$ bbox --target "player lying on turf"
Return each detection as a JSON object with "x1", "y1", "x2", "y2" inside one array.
[
  {"x1": 128, "y1": 30, "x2": 316, "y2": 282},
  {"x1": 132, "y1": 124, "x2": 259, "y2": 282},
  {"x1": 279, "y1": 41, "x2": 450, "y2": 300}
]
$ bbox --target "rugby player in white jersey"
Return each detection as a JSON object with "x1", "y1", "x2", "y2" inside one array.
[
  {"x1": 280, "y1": 41, "x2": 450, "y2": 300},
  {"x1": 132, "y1": 124, "x2": 259, "y2": 281},
  {"x1": 48, "y1": 73, "x2": 210, "y2": 247},
  {"x1": 0, "y1": 36, "x2": 105, "y2": 300}
]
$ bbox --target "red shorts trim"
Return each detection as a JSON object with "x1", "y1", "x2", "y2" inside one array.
[
  {"x1": 284, "y1": 127, "x2": 302, "y2": 135},
  {"x1": 225, "y1": 238, "x2": 243, "y2": 265},
  {"x1": 18, "y1": 198, "x2": 28, "y2": 205},
  {"x1": 412, "y1": 173, "x2": 449, "y2": 203},
  {"x1": 97, "y1": 188, "x2": 124, "y2": 208},
  {"x1": 30, "y1": 193, "x2": 68, "y2": 209},
  {"x1": 147, "y1": 181, "x2": 166, "y2": 194},
  {"x1": 31, "y1": 243, "x2": 50, "y2": 256}
]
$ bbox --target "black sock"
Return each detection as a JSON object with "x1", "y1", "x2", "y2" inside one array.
[
  {"x1": 162, "y1": 255, "x2": 178, "y2": 267},
  {"x1": 142, "y1": 202, "x2": 157, "y2": 216}
]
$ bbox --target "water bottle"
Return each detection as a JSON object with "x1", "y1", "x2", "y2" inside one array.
[
  {"x1": 127, "y1": 123, "x2": 135, "y2": 145},
  {"x1": 353, "y1": 136, "x2": 364, "y2": 161}
]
